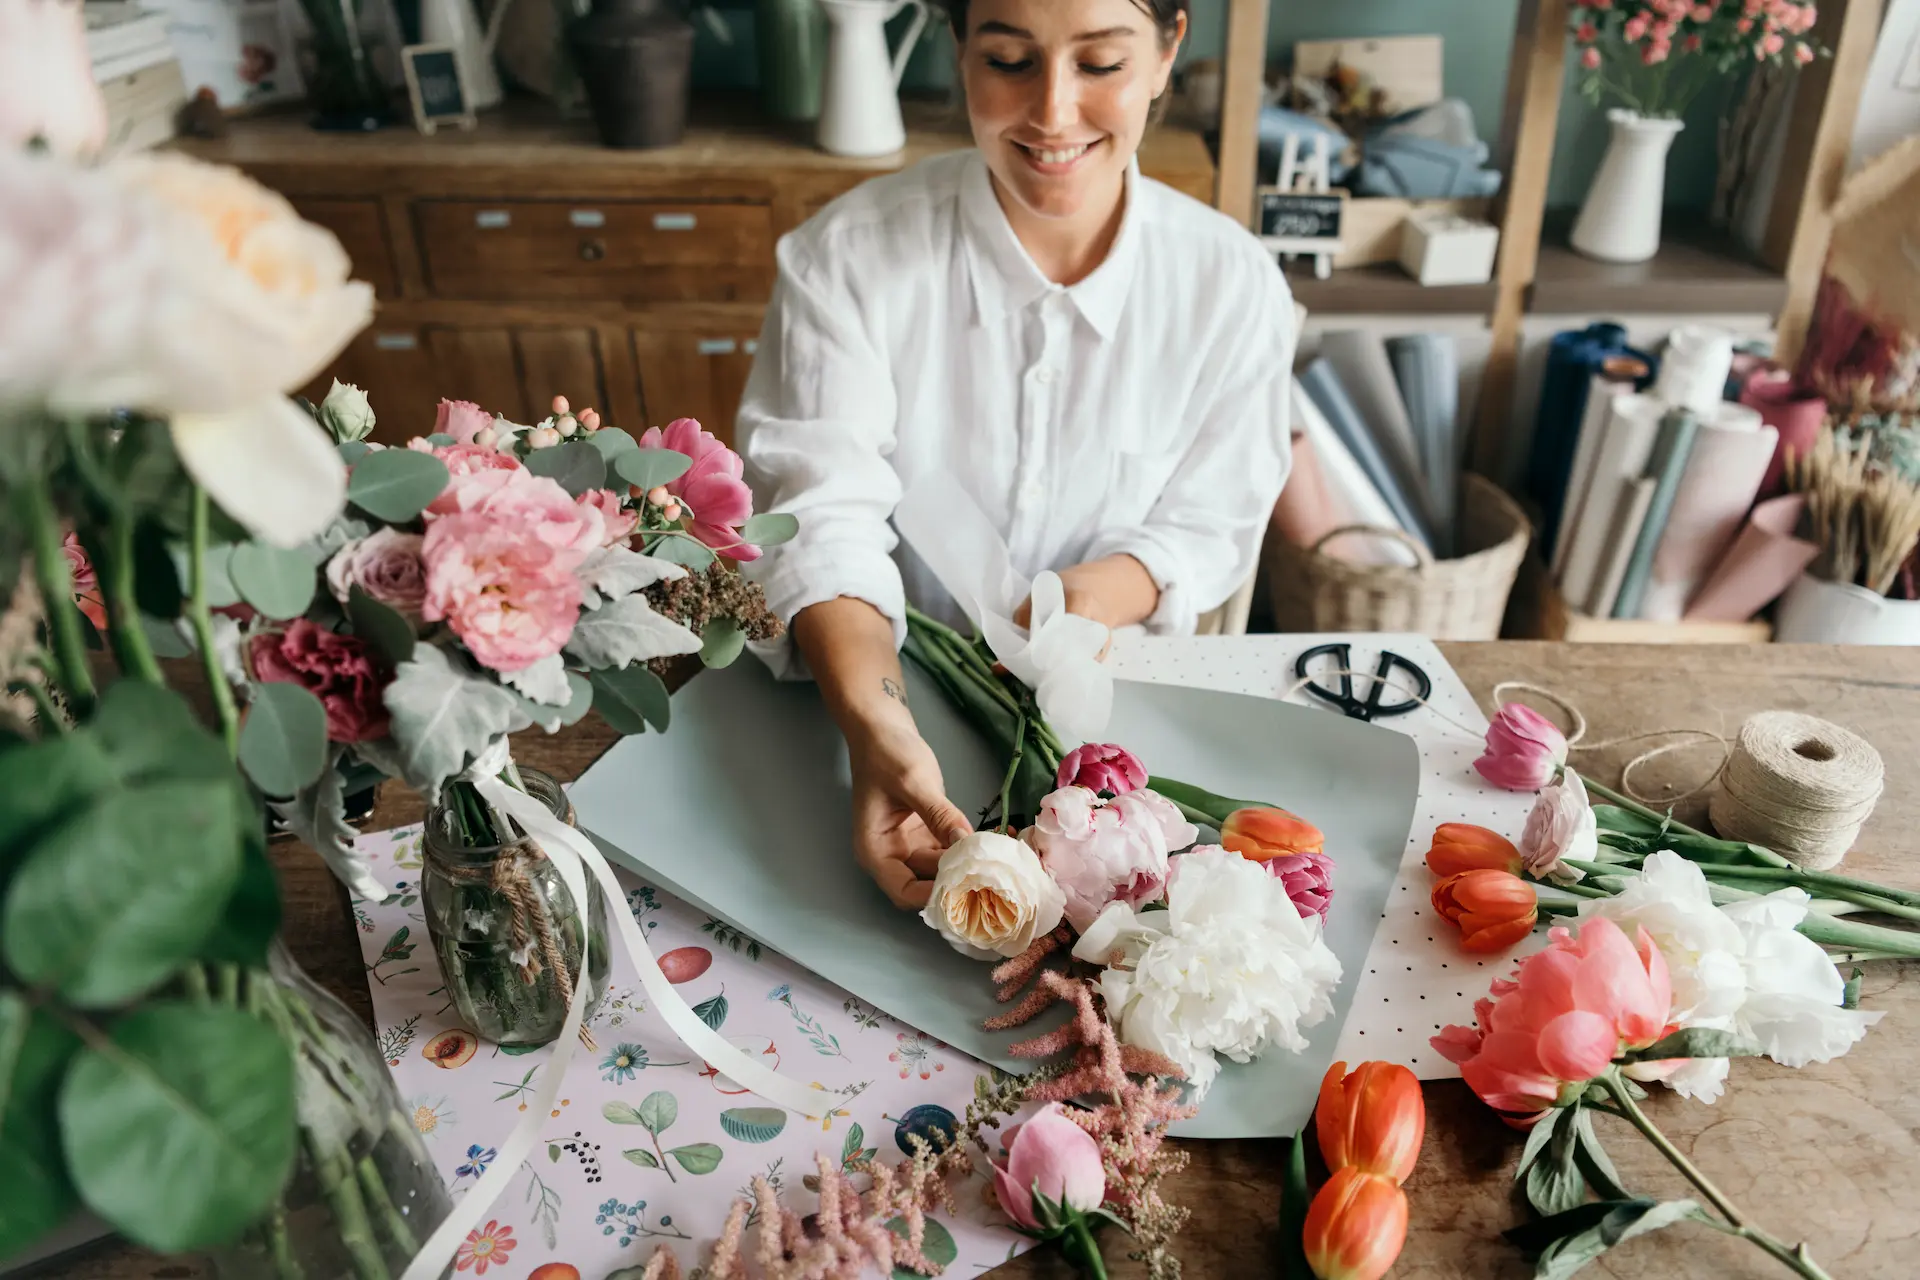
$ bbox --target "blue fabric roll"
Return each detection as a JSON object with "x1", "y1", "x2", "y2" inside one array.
[{"x1": 1526, "y1": 323, "x2": 1655, "y2": 559}]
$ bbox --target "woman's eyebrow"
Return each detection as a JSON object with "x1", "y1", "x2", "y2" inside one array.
[{"x1": 973, "y1": 21, "x2": 1138, "y2": 41}]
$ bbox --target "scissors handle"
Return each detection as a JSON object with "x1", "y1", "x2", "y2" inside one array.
[{"x1": 1365, "y1": 650, "x2": 1432, "y2": 719}]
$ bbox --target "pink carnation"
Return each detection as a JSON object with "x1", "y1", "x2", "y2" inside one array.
[
  {"x1": 578, "y1": 487, "x2": 639, "y2": 547},
  {"x1": 249, "y1": 619, "x2": 390, "y2": 744},
  {"x1": 1265, "y1": 849, "x2": 1336, "y2": 921},
  {"x1": 435, "y1": 399, "x2": 494, "y2": 445},
  {"x1": 639, "y1": 417, "x2": 759, "y2": 562},
  {"x1": 1055, "y1": 742, "x2": 1147, "y2": 796},
  {"x1": 420, "y1": 514, "x2": 582, "y2": 671}
]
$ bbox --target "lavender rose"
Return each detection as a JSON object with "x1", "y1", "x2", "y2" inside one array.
[{"x1": 326, "y1": 527, "x2": 427, "y2": 620}]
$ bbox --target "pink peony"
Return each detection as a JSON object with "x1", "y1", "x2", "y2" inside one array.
[
  {"x1": 1029, "y1": 785, "x2": 1197, "y2": 932},
  {"x1": 420, "y1": 513, "x2": 583, "y2": 671},
  {"x1": 1473, "y1": 702, "x2": 1568, "y2": 792},
  {"x1": 1623, "y1": 12, "x2": 1651, "y2": 39},
  {"x1": 989, "y1": 1103, "x2": 1105, "y2": 1229},
  {"x1": 1055, "y1": 742, "x2": 1147, "y2": 796},
  {"x1": 638, "y1": 417, "x2": 759, "y2": 562},
  {"x1": 249, "y1": 618, "x2": 391, "y2": 744},
  {"x1": 325, "y1": 527, "x2": 428, "y2": 620},
  {"x1": 577, "y1": 487, "x2": 639, "y2": 547},
  {"x1": 469, "y1": 471, "x2": 603, "y2": 565},
  {"x1": 1433, "y1": 917, "x2": 1671, "y2": 1124},
  {"x1": 434, "y1": 399, "x2": 494, "y2": 445},
  {"x1": 1265, "y1": 849, "x2": 1336, "y2": 921}
]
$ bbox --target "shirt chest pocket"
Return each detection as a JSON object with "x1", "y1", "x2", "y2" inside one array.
[{"x1": 1102, "y1": 417, "x2": 1189, "y2": 519}]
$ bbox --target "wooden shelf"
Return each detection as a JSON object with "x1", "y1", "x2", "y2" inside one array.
[
  {"x1": 1528, "y1": 212, "x2": 1787, "y2": 316},
  {"x1": 1284, "y1": 262, "x2": 1499, "y2": 317}
]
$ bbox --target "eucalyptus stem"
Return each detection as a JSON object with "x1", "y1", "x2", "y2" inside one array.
[
  {"x1": 183, "y1": 965, "x2": 212, "y2": 1004},
  {"x1": 997, "y1": 714, "x2": 1026, "y2": 833},
  {"x1": 357, "y1": 1152, "x2": 419, "y2": 1254},
  {"x1": 266, "y1": 1204, "x2": 305, "y2": 1280},
  {"x1": 19, "y1": 473, "x2": 95, "y2": 711},
  {"x1": 188, "y1": 488, "x2": 240, "y2": 756},
  {"x1": 100, "y1": 509, "x2": 163, "y2": 685},
  {"x1": 1599, "y1": 1070, "x2": 1834, "y2": 1280}
]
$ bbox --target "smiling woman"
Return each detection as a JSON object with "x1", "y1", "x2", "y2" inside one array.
[{"x1": 735, "y1": 0, "x2": 1295, "y2": 913}]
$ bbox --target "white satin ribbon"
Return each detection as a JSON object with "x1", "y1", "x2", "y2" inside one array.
[
  {"x1": 399, "y1": 761, "x2": 830, "y2": 1280},
  {"x1": 894, "y1": 473, "x2": 1113, "y2": 742}
]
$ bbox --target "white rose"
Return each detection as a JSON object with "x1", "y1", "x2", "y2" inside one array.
[
  {"x1": 922, "y1": 831, "x2": 1066, "y2": 960},
  {"x1": 319, "y1": 379, "x2": 377, "y2": 442}
]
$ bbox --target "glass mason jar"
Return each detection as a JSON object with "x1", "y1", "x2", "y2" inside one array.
[
  {"x1": 210, "y1": 941, "x2": 453, "y2": 1280},
  {"x1": 420, "y1": 767, "x2": 610, "y2": 1047}
]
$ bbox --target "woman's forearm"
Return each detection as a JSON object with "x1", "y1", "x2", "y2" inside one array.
[
  {"x1": 1054, "y1": 554, "x2": 1160, "y2": 629},
  {"x1": 791, "y1": 596, "x2": 915, "y2": 743}
]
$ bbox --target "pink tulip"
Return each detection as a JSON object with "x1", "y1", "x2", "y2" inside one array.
[
  {"x1": 990, "y1": 1104, "x2": 1106, "y2": 1230},
  {"x1": 435, "y1": 398, "x2": 494, "y2": 445},
  {"x1": 639, "y1": 418, "x2": 760, "y2": 561},
  {"x1": 1473, "y1": 702, "x2": 1568, "y2": 792},
  {"x1": 1055, "y1": 743, "x2": 1147, "y2": 796},
  {"x1": 1432, "y1": 917, "x2": 1672, "y2": 1122},
  {"x1": 1266, "y1": 849, "x2": 1335, "y2": 921}
]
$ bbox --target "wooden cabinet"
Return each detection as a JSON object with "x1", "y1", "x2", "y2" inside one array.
[
  {"x1": 290, "y1": 198, "x2": 399, "y2": 299},
  {"x1": 629, "y1": 322, "x2": 761, "y2": 445},
  {"x1": 298, "y1": 326, "x2": 439, "y2": 444}
]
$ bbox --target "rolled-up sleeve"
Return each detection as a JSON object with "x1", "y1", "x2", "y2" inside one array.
[
  {"x1": 737, "y1": 234, "x2": 905, "y2": 679},
  {"x1": 1084, "y1": 264, "x2": 1296, "y2": 634}
]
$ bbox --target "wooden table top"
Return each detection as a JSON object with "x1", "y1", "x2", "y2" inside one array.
[{"x1": 49, "y1": 642, "x2": 1920, "y2": 1280}]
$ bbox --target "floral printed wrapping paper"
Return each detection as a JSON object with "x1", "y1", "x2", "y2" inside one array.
[{"x1": 350, "y1": 824, "x2": 1031, "y2": 1277}]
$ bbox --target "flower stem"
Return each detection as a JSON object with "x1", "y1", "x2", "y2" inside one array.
[
  {"x1": 1600, "y1": 1071, "x2": 1833, "y2": 1280},
  {"x1": 1064, "y1": 1216, "x2": 1110, "y2": 1280},
  {"x1": 998, "y1": 713, "x2": 1026, "y2": 833},
  {"x1": 100, "y1": 507, "x2": 163, "y2": 685},
  {"x1": 11, "y1": 676, "x2": 65, "y2": 734},
  {"x1": 18, "y1": 473, "x2": 95, "y2": 713},
  {"x1": 187, "y1": 488, "x2": 240, "y2": 756}
]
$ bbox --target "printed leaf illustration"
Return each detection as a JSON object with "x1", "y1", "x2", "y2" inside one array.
[
  {"x1": 603, "y1": 1100, "x2": 647, "y2": 1126},
  {"x1": 887, "y1": 1217, "x2": 956, "y2": 1279},
  {"x1": 719, "y1": 1108, "x2": 787, "y2": 1144},
  {"x1": 548, "y1": 1144, "x2": 561, "y2": 1163},
  {"x1": 622, "y1": 1148, "x2": 661, "y2": 1170},
  {"x1": 842, "y1": 1123, "x2": 878, "y2": 1169},
  {"x1": 638, "y1": 1090, "x2": 678, "y2": 1136},
  {"x1": 693, "y1": 994, "x2": 729, "y2": 1031},
  {"x1": 668, "y1": 1143, "x2": 724, "y2": 1176}
]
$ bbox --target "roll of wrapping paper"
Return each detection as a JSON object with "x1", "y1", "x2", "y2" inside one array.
[
  {"x1": 1550, "y1": 357, "x2": 1654, "y2": 580},
  {"x1": 1299, "y1": 357, "x2": 1436, "y2": 551},
  {"x1": 1289, "y1": 378, "x2": 1421, "y2": 566},
  {"x1": 1318, "y1": 331, "x2": 1437, "y2": 540},
  {"x1": 1526, "y1": 322, "x2": 1648, "y2": 559},
  {"x1": 1385, "y1": 333, "x2": 1460, "y2": 557},
  {"x1": 1269, "y1": 428, "x2": 1349, "y2": 550},
  {"x1": 1558, "y1": 392, "x2": 1668, "y2": 610},
  {"x1": 1740, "y1": 367, "x2": 1829, "y2": 499},
  {"x1": 1652, "y1": 324, "x2": 1735, "y2": 415},
  {"x1": 1611, "y1": 408, "x2": 1704, "y2": 619},
  {"x1": 1588, "y1": 478, "x2": 1658, "y2": 618},
  {"x1": 1640, "y1": 402, "x2": 1776, "y2": 621},
  {"x1": 1686, "y1": 493, "x2": 1822, "y2": 621}
]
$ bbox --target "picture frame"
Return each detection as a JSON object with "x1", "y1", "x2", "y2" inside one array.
[{"x1": 400, "y1": 42, "x2": 476, "y2": 135}]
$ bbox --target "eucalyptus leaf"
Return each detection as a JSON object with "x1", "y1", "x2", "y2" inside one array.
[
  {"x1": 699, "y1": 617, "x2": 745, "y2": 669},
  {"x1": 0, "y1": 731, "x2": 116, "y2": 858},
  {"x1": 589, "y1": 665, "x2": 671, "y2": 736},
  {"x1": 622, "y1": 1148, "x2": 661, "y2": 1169},
  {"x1": 228, "y1": 541, "x2": 317, "y2": 620},
  {"x1": 615, "y1": 448, "x2": 692, "y2": 491},
  {"x1": 3, "y1": 778, "x2": 241, "y2": 1007},
  {"x1": 1525, "y1": 1105, "x2": 1587, "y2": 1218},
  {"x1": 346, "y1": 586, "x2": 415, "y2": 668},
  {"x1": 185, "y1": 543, "x2": 241, "y2": 609},
  {"x1": 346, "y1": 449, "x2": 451, "y2": 523},
  {"x1": 138, "y1": 614, "x2": 192, "y2": 659},
  {"x1": 585, "y1": 428, "x2": 640, "y2": 463},
  {"x1": 525, "y1": 442, "x2": 608, "y2": 497},
  {"x1": 603, "y1": 1101, "x2": 647, "y2": 1126},
  {"x1": 195, "y1": 825, "x2": 281, "y2": 968},
  {"x1": 424, "y1": 433, "x2": 456, "y2": 448},
  {"x1": 381, "y1": 645, "x2": 524, "y2": 803},
  {"x1": 647, "y1": 533, "x2": 716, "y2": 572},
  {"x1": 564, "y1": 594, "x2": 702, "y2": 670},
  {"x1": 638, "y1": 1090, "x2": 677, "y2": 1135},
  {"x1": 339, "y1": 440, "x2": 372, "y2": 465},
  {"x1": 1620, "y1": 1028, "x2": 1764, "y2": 1063},
  {"x1": 668, "y1": 1142, "x2": 723, "y2": 1175},
  {"x1": 59, "y1": 1002, "x2": 296, "y2": 1252},
  {"x1": 1277, "y1": 1129, "x2": 1312, "y2": 1279},
  {"x1": 738, "y1": 512, "x2": 798, "y2": 548},
  {"x1": 239, "y1": 681, "x2": 330, "y2": 798},
  {"x1": 0, "y1": 994, "x2": 80, "y2": 1255}
]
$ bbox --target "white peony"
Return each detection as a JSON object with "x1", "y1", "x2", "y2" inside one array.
[
  {"x1": 1028, "y1": 784, "x2": 1197, "y2": 932},
  {"x1": 1579, "y1": 850, "x2": 1882, "y2": 1103},
  {"x1": 1070, "y1": 845, "x2": 1342, "y2": 1096},
  {"x1": 922, "y1": 831, "x2": 1066, "y2": 960}
]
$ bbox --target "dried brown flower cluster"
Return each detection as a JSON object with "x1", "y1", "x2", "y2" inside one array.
[{"x1": 641, "y1": 564, "x2": 785, "y2": 678}]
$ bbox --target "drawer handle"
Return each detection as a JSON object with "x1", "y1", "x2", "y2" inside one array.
[
  {"x1": 373, "y1": 332, "x2": 419, "y2": 351},
  {"x1": 579, "y1": 237, "x2": 607, "y2": 262},
  {"x1": 744, "y1": 339, "x2": 759, "y2": 355},
  {"x1": 697, "y1": 338, "x2": 738, "y2": 356},
  {"x1": 474, "y1": 210, "x2": 511, "y2": 229},
  {"x1": 653, "y1": 212, "x2": 697, "y2": 231},
  {"x1": 569, "y1": 209, "x2": 606, "y2": 228}
]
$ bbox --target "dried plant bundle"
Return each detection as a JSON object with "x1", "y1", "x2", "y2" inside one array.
[{"x1": 1783, "y1": 425, "x2": 1920, "y2": 596}]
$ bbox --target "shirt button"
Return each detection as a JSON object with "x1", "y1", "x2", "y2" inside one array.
[
  {"x1": 1034, "y1": 367, "x2": 1055, "y2": 384},
  {"x1": 1020, "y1": 479, "x2": 1044, "y2": 503}
]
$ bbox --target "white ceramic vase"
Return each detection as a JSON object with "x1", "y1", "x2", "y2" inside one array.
[
  {"x1": 817, "y1": 0, "x2": 929, "y2": 157},
  {"x1": 1773, "y1": 573, "x2": 1920, "y2": 645},
  {"x1": 1570, "y1": 109, "x2": 1685, "y2": 264}
]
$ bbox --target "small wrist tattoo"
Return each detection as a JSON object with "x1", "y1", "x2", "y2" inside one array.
[{"x1": 881, "y1": 677, "x2": 907, "y2": 706}]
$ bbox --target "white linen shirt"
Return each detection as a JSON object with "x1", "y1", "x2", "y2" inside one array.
[{"x1": 737, "y1": 148, "x2": 1295, "y2": 676}]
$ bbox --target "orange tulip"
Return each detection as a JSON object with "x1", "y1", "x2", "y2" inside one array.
[
  {"x1": 1424, "y1": 823, "x2": 1521, "y2": 879},
  {"x1": 1431, "y1": 869, "x2": 1538, "y2": 953},
  {"x1": 1314, "y1": 1060, "x2": 1425, "y2": 1185},
  {"x1": 1221, "y1": 806, "x2": 1324, "y2": 861},
  {"x1": 1302, "y1": 1168, "x2": 1408, "y2": 1280}
]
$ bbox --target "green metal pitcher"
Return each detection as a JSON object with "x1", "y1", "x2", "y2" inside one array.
[{"x1": 756, "y1": 0, "x2": 827, "y2": 121}]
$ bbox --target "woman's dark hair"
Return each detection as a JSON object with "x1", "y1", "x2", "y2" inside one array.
[{"x1": 945, "y1": 0, "x2": 1188, "y2": 46}]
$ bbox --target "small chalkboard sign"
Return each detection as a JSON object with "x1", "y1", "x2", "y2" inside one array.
[
  {"x1": 402, "y1": 44, "x2": 476, "y2": 135},
  {"x1": 1257, "y1": 189, "x2": 1347, "y2": 252}
]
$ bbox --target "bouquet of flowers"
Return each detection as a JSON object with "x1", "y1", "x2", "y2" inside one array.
[{"x1": 1568, "y1": 0, "x2": 1824, "y2": 116}]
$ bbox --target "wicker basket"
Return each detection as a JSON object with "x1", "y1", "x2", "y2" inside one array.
[{"x1": 1267, "y1": 473, "x2": 1531, "y2": 639}]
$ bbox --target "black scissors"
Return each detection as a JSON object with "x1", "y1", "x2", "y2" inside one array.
[{"x1": 1293, "y1": 642, "x2": 1432, "y2": 723}]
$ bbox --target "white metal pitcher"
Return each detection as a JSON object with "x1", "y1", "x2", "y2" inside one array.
[{"x1": 816, "y1": 0, "x2": 930, "y2": 157}]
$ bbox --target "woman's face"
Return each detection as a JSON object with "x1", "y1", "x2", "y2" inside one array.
[{"x1": 958, "y1": 0, "x2": 1183, "y2": 228}]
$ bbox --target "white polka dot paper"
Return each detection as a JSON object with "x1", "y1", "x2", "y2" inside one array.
[{"x1": 1108, "y1": 633, "x2": 1543, "y2": 1081}]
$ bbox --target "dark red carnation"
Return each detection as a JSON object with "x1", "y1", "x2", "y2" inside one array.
[{"x1": 248, "y1": 618, "x2": 390, "y2": 743}]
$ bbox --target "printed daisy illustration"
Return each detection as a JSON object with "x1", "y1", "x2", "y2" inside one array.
[
  {"x1": 600, "y1": 1042, "x2": 687, "y2": 1084},
  {"x1": 408, "y1": 1094, "x2": 455, "y2": 1141},
  {"x1": 455, "y1": 1220, "x2": 515, "y2": 1274}
]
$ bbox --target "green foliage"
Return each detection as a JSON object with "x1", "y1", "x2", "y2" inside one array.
[
  {"x1": 346, "y1": 585, "x2": 416, "y2": 668},
  {"x1": 638, "y1": 1090, "x2": 678, "y2": 1135},
  {"x1": 1277, "y1": 1128, "x2": 1312, "y2": 1279},
  {"x1": 0, "y1": 995, "x2": 80, "y2": 1254},
  {"x1": 590, "y1": 665, "x2": 671, "y2": 736},
  {"x1": 228, "y1": 541, "x2": 318, "y2": 620},
  {"x1": 668, "y1": 1142, "x2": 723, "y2": 1175},
  {"x1": 1619, "y1": 1028, "x2": 1763, "y2": 1063},
  {"x1": 565, "y1": 595, "x2": 702, "y2": 670},
  {"x1": 719, "y1": 1107, "x2": 787, "y2": 1144},
  {"x1": 739, "y1": 513, "x2": 798, "y2": 547},
  {"x1": 238, "y1": 681, "x2": 330, "y2": 798},
  {"x1": 345, "y1": 448, "x2": 450, "y2": 523},
  {"x1": 647, "y1": 533, "x2": 717, "y2": 572},
  {"x1": 615, "y1": 448, "x2": 692, "y2": 491},
  {"x1": 585, "y1": 428, "x2": 640, "y2": 463},
  {"x1": 1506, "y1": 1198, "x2": 1706, "y2": 1279},
  {"x1": 699, "y1": 617, "x2": 745, "y2": 669},
  {"x1": 525, "y1": 442, "x2": 608, "y2": 496}
]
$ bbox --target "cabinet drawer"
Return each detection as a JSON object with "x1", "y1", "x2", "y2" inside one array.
[
  {"x1": 414, "y1": 200, "x2": 775, "y2": 303},
  {"x1": 292, "y1": 198, "x2": 398, "y2": 299}
]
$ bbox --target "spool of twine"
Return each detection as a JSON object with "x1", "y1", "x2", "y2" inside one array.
[{"x1": 1707, "y1": 711, "x2": 1885, "y2": 870}]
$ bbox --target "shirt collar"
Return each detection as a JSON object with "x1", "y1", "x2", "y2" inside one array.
[{"x1": 959, "y1": 150, "x2": 1142, "y2": 342}]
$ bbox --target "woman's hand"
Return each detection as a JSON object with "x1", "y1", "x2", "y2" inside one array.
[
  {"x1": 1010, "y1": 554, "x2": 1157, "y2": 652},
  {"x1": 846, "y1": 717, "x2": 975, "y2": 910}
]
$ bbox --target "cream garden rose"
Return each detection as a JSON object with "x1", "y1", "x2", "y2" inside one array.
[{"x1": 922, "y1": 831, "x2": 1066, "y2": 960}]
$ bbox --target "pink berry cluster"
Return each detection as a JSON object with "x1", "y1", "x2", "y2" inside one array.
[{"x1": 1571, "y1": 0, "x2": 1820, "y2": 79}]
